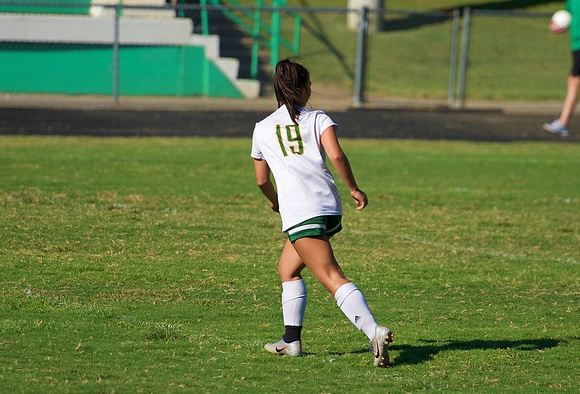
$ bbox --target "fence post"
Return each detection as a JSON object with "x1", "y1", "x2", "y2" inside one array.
[
  {"x1": 448, "y1": 8, "x2": 460, "y2": 109},
  {"x1": 251, "y1": 0, "x2": 262, "y2": 79},
  {"x1": 352, "y1": 6, "x2": 368, "y2": 108},
  {"x1": 113, "y1": 2, "x2": 120, "y2": 104},
  {"x1": 271, "y1": 0, "x2": 281, "y2": 69},
  {"x1": 457, "y1": 7, "x2": 471, "y2": 110},
  {"x1": 292, "y1": 13, "x2": 301, "y2": 55},
  {"x1": 201, "y1": 0, "x2": 209, "y2": 36}
]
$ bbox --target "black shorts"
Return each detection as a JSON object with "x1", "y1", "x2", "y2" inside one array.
[{"x1": 572, "y1": 50, "x2": 580, "y2": 76}]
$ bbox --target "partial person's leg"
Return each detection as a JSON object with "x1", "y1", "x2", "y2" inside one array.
[
  {"x1": 292, "y1": 235, "x2": 393, "y2": 366},
  {"x1": 264, "y1": 240, "x2": 307, "y2": 355},
  {"x1": 543, "y1": 51, "x2": 580, "y2": 136},
  {"x1": 291, "y1": 235, "x2": 347, "y2": 294},
  {"x1": 278, "y1": 239, "x2": 305, "y2": 282},
  {"x1": 292, "y1": 236, "x2": 377, "y2": 339},
  {"x1": 559, "y1": 75, "x2": 580, "y2": 126},
  {"x1": 278, "y1": 240, "x2": 307, "y2": 337}
]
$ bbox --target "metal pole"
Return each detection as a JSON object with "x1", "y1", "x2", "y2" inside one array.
[
  {"x1": 113, "y1": 3, "x2": 120, "y2": 104},
  {"x1": 201, "y1": 0, "x2": 209, "y2": 36},
  {"x1": 293, "y1": 13, "x2": 301, "y2": 55},
  {"x1": 271, "y1": 0, "x2": 281, "y2": 69},
  {"x1": 457, "y1": 7, "x2": 471, "y2": 110},
  {"x1": 448, "y1": 8, "x2": 459, "y2": 109},
  {"x1": 251, "y1": 0, "x2": 262, "y2": 79},
  {"x1": 352, "y1": 6, "x2": 368, "y2": 108}
]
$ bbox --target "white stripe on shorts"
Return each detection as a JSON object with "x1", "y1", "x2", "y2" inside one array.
[
  {"x1": 326, "y1": 221, "x2": 341, "y2": 234},
  {"x1": 287, "y1": 223, "x2": 325, "y2": 236}
]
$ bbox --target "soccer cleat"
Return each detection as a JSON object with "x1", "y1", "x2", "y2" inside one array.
[
  {"x1": 371, "y1": 325, "x2": 394, "y2": 367},
  {"x1": 264, "y1": 338, "x2": 302, "y2": 356},
  {"x1": 542, "y1": 119, "x2": 569, "y2": 137}
]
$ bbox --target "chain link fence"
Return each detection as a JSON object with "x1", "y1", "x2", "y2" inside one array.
[
  {"x1": 464, "y1": 9, "x2": 568, "y2": 102},
  {"x1": 0, "y1": 3, "x2": 569, "y2": 108},
  {"x1": 362, "y1": 8, "x2": 567, "y2": 108}
]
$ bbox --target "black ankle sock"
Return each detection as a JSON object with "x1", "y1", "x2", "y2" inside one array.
[{"x1": 283, "y1": 325, "x2": 302, "y2": 343}]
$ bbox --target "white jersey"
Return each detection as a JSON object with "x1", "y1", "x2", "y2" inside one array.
[{"x1": 251, "y1": 105, "x2": 342, "y2": 231}]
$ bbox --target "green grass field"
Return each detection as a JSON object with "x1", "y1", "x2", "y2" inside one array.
[{"x1": 0, "y1": 136, "x2": 578, "y2": 392}]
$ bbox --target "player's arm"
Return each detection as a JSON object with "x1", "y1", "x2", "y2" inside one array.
[
  {"x1": 253, "y1": 158, "x2": 279, "y2": 212},
  {"x1": 320, "y1": 125, "x2": 368, "y2": 210}
]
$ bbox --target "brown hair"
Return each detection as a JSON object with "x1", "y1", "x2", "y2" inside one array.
[{"x1": 272, "y1": 58, "x2": 310, "y2": 124}]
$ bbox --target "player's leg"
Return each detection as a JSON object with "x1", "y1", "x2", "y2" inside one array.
[
  {"x1": 559, "y1": 74, "x2": 580, "y2": 126},
  {"x1": 291, "y1": 235, "x2": 348, "y2": 294},
  {"x1": 545, "y1": 74, "x2": 580, "y2": 136},
  {"x1": 278, "y1": 239, "x2": 305, "y2": 282},
  {"x1": 543, "y1": 50, "x2": 580, "y2": 137},
  {"x1": 264, "y1": 240, "x2": 306, "y2": 356},
  {"x1": 292, "y1": 234, "x2": 393, "y2": 366},
  {"x1": 278, "y1": 240, "x2": 307, "y2": 343}
]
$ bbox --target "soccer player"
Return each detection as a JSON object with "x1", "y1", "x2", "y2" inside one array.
[
  {"x1": 543, "y1": 0, "x2": 579, "y2": 137},
  {"x1": 250, "y1": 58, "x2": 393, "y2": 367}
]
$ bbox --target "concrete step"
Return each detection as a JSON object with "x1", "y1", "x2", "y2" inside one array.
[{"x1": 0, "y1": 14, "x2": 193, "y2": 45}]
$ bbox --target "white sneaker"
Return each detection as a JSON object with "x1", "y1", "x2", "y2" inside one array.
[
  {"x1": 543, "y1": 119, "x2": 569, "y2": 137},
  {"x1": 370, "y1": 326, "x2": 394, "y2": 367},
  {"x1": 264, "y1": 338, "x2": 302, "y2": 356}
]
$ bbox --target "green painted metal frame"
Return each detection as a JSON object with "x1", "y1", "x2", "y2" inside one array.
[{"x1": 199, "y1": 0, "x2": 301, "y2": 79}]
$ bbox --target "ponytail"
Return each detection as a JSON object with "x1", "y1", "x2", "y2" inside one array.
[{"x1": 272, "y1": 58, "x2": 310, "y2": 124}]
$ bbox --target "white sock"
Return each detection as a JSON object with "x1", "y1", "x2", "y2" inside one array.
[
  {"x1": 282, "y1": 279, "x2": 307, "y2": 327},
  {"x1": 334, "y1": 282, "x2": 378, "y2": 341}
]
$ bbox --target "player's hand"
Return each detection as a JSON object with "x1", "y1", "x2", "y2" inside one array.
[
  {"x1": 549, "y1": 21, "x2": 567, "y2": 34},
  {"x1": 351, "y1": 188, "x2": 368, "y2": 210}
]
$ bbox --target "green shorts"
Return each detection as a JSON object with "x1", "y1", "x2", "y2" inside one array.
[{"x1": 286, "y1": 215, "x2": 343, "y2": 243}]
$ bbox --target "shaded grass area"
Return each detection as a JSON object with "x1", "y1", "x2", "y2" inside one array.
[{"x1": 0, "y1": 137, "x2": 578, "y2": 392}]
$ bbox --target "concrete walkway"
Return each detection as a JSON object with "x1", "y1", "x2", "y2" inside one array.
[{"x1": 0, "y1": 89, "x2": 566, "y2": 115}]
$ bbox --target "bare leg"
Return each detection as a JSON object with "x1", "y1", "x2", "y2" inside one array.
[
  {"x1": 292, "y1": 235, "x2": 384, "y2": 344},
  {"x1": 291, "y1": 235, "x2": 349, "y2": 295},
  {"x1": 268, "y1": 235, "x2": 393, "y2": 366},
  {"x1": 559, "y1": 75, "x2": 580, "y2": 126},
  {"x1": 278, "y1": 239, "x2": 306, "y2": 282}
]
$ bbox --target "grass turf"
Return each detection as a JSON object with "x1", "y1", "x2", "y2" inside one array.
[{"x1": 0, "y1": 136, "x2": 578, "y2": 392}]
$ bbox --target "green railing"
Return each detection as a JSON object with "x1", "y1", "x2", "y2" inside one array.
[{"x1": 199, "y1": 0, "x2": 301, "y2": 79}]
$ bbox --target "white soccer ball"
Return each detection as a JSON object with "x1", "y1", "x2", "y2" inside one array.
[{"x1": 552, "y1": 10, "x2": 572, "y2": 30}]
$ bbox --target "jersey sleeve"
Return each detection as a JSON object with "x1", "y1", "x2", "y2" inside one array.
[
  {"x1": 316, "y1": 111, "x2": 338, "y2": 136},
  {"x1": 250, "y1": 123, "x2": 265, "y2": 160}
]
